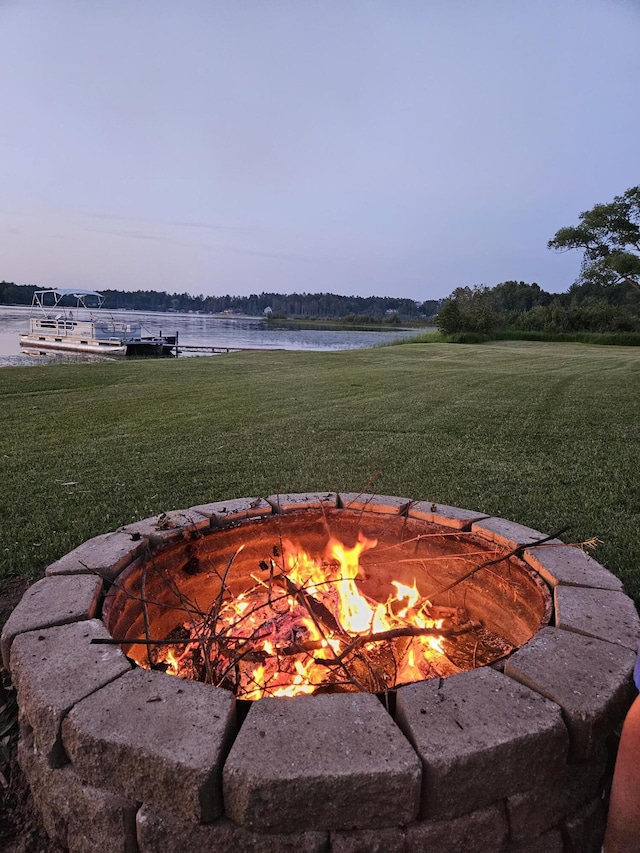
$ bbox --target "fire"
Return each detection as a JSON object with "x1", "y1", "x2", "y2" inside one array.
[
  {"x1": 151, "y1": 533, "x2": 450, "y2": 699},
  {"x1": 164, "y1": 648, "x2": 179, "y2": 675}
]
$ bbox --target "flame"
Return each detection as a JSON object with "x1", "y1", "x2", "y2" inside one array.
[
  {"x1": 153, "y1": 532, "x2": 449, "y2": 699},
  {"x1": 164, "y1": 648, "x2": 179, "y2": 675}
]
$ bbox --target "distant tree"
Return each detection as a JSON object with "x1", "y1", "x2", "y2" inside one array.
[
  {"x1": 436, "y1": 297, "x2": 464, "y2": 334},
  {"x1": 432, "y1": 280, "x2": 638, "y2": 335},
  {"x1": 489, "y1": 280, "x2": 550, "y2": 313},
  {"x1": 548, "y1": 186, "x2": 640, "y2": 290},
  {"x1": 0, "y1": 280, "x2": 35, "y2": 305},
  {"x1": 420, "y1": 299, "x2": 442, "y2": 318}
]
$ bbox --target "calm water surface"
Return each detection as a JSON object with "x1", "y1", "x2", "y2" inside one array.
[{"x1": 0, "y1": 305, "x2": 425, "y2": 367}]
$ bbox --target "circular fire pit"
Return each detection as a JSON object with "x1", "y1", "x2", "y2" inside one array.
[
  {"x1": 2, "y1": 492, "x2": 639, "y2": 853},
  {"x1": 102, "y1": 501, "x2": 552, "y2": 700}
]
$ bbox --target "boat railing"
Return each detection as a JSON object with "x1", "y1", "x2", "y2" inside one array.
[
  {"x1": 30, "y1": 317, "x2": 116, "y2": 342},
  {"x1": 29, "y1": 316, "x2": 144, "y2": 341}
]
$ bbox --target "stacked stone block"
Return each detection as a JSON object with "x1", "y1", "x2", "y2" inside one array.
[{"x1": 1, "y1": 494, "x2": 638, "y2": 853}]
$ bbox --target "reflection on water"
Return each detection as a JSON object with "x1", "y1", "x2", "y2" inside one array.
[{"x1": 0, "y1": 305, "x2": 426, "y2": 367}]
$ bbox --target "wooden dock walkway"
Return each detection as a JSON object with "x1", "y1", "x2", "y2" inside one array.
[{"x1": 176, "y1": 344, "x2": 283, "y2": 355}]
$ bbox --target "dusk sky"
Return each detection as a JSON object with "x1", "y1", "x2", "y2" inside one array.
[{"x1": 1, "y1": 1, "x2": 639, "y2": 302}]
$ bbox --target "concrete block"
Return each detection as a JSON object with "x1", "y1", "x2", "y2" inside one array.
[
  {"x1": 471, "y1": 518, "x2": 562, "y2": 551},
  {"x1": 554, "y1": 586, "x2": 640, "y2": 651},
  {"x1": 405, "y1": 802, "x2": 508, "y2": 853},
  {"x1": 507, "y1": 829, "x2": 564, "y2": 853},
  {"x1": 504, "y1": 626, "x2": 636, "y2": 759},
  {"x1": 223, "y1": 693, "x2": 421, "y2": 832},
  {"x1": 266, "y1": 492, "x2": 338, "y2": 512},
  {"x1": 395, "y1": 666, "x2": 568, "y2": 820},
  {"x1": 62, "y1": 668, "x2": 235, "y2": 822},
  {"x1": 330, "y1": 827, "x2": 405, "y2": 853},
  {"x1": 67, "y1": 796, "x2": 138, "y2": 853},
  {"x1": 190, "y1": 497, "x2": 273, "y2": 524},
  {"x1": 18, "y1": 731, "x2": 70, "y2": 846},
  {"x1": 1, "y1": 574, "x2": 102, "y2": 671},
  {"x1": 46, "y1": 530, "x2": 147, "y2": 580},
  {"x1": 338, "y1": 493, "x2": 412, "y2": 515},
  {"x1": 506, "y1": 745, "x2": 607, "y2": 840},
  {"x1": 136, "y1": 806, "x2": 329, "y2": 853},
  {"x1": 11, "y1": 619, "x2": 130, "y2": 766},
  {"x1": 562, "y1": 797, "x2": 606, "y2": 853},
  {"x1": 408, "y1": 501, "x2": 488, "y2": 530},
  {"x1": 523, "y1": 544, "x2": 624, "y2": 591},
  {"x1": 18, "y1": 726, "x2": 137, "y2": 853},
  {"x1": 121, "y1": 509, "x2": 210, "y2": 547}
]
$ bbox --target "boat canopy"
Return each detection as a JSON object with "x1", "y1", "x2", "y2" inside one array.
[
  {"x1": 30, "y1": 287, "x2": 106, "y2": 317},
  {"x1": 41, "y1": 288, "x2": 104, "y2": 299}
]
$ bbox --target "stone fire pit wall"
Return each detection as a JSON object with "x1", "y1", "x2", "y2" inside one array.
[{"x1": 2, "y1": 492, "x2": 639, "y2": 853}]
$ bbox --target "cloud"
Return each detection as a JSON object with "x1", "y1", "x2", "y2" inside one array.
[
  {"x1": 86, "y1": 212, "x2": 242, "y2": 233},
  {"x1": 85, "y1": 214, "x2": 315, "y2": 264}
]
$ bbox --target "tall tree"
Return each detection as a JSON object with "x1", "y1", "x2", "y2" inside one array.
[{"x1": 548, "y1": 186, "x2": 640, "y2": 289}]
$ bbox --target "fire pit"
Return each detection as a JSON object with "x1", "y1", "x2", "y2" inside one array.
[
  {"x1": 2, "y1": 492, "x2": 639, "y2": 853},
  {"x1": 102, "y1": 498, "x2": 552, "y2": 700}
]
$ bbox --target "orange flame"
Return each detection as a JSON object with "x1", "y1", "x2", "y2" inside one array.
[{"x1": 154, "y1": 532, "x2": 446, "y2": 699}]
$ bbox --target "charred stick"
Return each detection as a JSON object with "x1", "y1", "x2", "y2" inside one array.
[
  {"x1": 140, "y1": 560, "x2": 153, "y2": 668},
  {"x1": 314, "y1": 621, "x2": 481, "y2": 666},
  {"x1": 273, "y1": 572, "x2": 346, "y2": 638},
  {"x1": 92, "y1": 637, "x2": 191, "y2": 646},
  {"x1": 208, "y1": 546, "x2": 243, "y2": 627},
  {"x1": 94, "y1": 621, "x2": 479, "y2": 652},
  {"x1": 435, "y1": 527, "x2": 569, "y2": 596},
  {"x1": 82, "y1": 554, "x2": 208, "y2": 620},
  {"x1": 349, "y1": 622, "x2": 480, "y2": 644},
  {"x1": 278, "y1": 622, "x2": 478, "y2": 657},
  {"x1": 272, "y1": 572, "x2": 368, "y2": 692},
  {"x1": 91, "y1": 633, "x2": 272, "y2": 649},
  {"x1": 268, "y1": 557, "x2": 274, "y2": 607},
  {"x1": 212, "y1": 614, "x2": 297, "y2": 688},
  {"x1": 152, "y1": 564, "x2": 216, "y2": 683},
  {"x1": 199, "y1": 546, "x2": 245, "y2": 680}
]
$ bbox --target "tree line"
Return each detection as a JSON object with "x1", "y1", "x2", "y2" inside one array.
[
  {"x1": 436, "y1": 278, "x2": 640, "y2": 335},
  {"x1": 437, "y1": 185, "x2": 640, "y2": 336},
  {"x1": 0, "y1": 281, "x2": 440, "y2": 321}
]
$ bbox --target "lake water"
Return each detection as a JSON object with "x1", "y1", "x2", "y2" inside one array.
[{"x1": 0, "y1": 304, "x2": 426, "y2": 367}]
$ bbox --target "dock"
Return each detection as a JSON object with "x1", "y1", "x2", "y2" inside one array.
[{"x1": 175, "y1": 344, "x2": 283, "y2": 355}]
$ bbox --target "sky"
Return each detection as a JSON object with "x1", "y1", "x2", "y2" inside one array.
[{"x1": 1, "y1": 1, "x2": 639, "y2": 303}]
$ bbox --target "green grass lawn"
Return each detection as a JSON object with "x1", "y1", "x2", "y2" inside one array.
[{"x1": 1, "y1": 340, "x2": 638, "y2": 619}]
